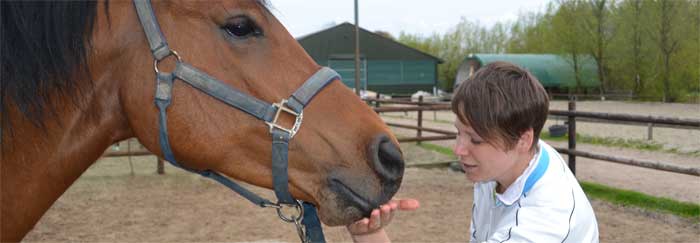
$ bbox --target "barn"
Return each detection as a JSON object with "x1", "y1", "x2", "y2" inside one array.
[
  {"x1": 297, "y1": 23, "x2": 443, "y2": 96},
  {"x1": 455, "y1": 54, "x2": 601, "y2": 93}
]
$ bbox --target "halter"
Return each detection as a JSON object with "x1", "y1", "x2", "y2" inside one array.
[{"x1": 133, "y1": 1, "x2": 337, "y2": 242}]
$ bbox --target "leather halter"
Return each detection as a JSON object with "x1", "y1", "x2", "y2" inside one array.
[{"x1": 133, "y1": 1, "x2": 337, "y2": 242}]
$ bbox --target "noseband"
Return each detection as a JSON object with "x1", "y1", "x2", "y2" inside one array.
[{"x1": 133, "y1": 1, "x2": 337, "y2": 242}]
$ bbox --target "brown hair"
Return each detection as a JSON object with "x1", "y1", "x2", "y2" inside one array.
[{"x1": 451, "y1": 61, "x2": 549, "y2": 150}]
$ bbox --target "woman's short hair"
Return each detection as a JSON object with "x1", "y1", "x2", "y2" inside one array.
[{"x1": 451, "y1": 61, "x2": 549, "y2": 150}]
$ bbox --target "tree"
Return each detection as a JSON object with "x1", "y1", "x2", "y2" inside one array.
[
  {"x1": 374, "y1": 30, "x2": 394, "y2": 40},
  {"x1": 582, "y1": 0, "x2": 616, "y2": 92},
  {"x1": 507, "y1": 7, "x2": 558, "y2": 54},
  {"x1": 649, "y1": 0, "x2": 682, "y2": 102},
  {"x1": 398, "y1": 18, "x2": 510, "y2": 90},
  {"x1": 612, "y1": 0, "x2": 653, "y2": 96},
  {"x1": 552, "y1": 0, "x2": 588, "y2": 93},
  {"x1": 626, "y1": 0, "x2": 648, "y2": 95}
]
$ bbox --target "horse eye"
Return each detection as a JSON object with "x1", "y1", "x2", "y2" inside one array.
[{"x1": 223, "y1": 16, "x2": 261, "y2": 39}]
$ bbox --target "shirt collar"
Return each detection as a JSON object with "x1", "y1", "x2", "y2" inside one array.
[{"x1": 495, "y1": 140, "x2": 550, "y2": 206}]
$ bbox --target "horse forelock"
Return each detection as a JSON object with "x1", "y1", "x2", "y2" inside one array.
[{"x1": 1, "y1": 1, "x2": 102, "y2": 132}]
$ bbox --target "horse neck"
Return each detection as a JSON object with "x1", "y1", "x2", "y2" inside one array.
[{"x1": 1, "y1": 75, "x2": 133, "y2": 241}]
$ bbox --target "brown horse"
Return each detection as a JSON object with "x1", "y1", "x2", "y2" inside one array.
[{"x1": 0, "y1": 1, "x2": 404, "y2": 241}]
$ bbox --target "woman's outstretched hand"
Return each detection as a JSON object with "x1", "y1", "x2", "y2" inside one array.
[{"x1": 346, "y1": 198, "x2": 419, "y2": 243}]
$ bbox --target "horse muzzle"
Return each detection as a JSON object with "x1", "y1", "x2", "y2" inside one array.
[{"x1": 320, "y1": 134, "x2": 405, "y2": 225}]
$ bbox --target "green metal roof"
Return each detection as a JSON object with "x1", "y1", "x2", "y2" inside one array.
[
  {"x1": 297, "y1": 23, "x2": 443, "y2": 63},
  {"x1": 462, "y1": 54, "x2": 600, "y2": 88}
]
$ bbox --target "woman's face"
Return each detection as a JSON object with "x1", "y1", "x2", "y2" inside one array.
[{"x1": 452, "y1": 119, "x2": 521, "y2": 184}]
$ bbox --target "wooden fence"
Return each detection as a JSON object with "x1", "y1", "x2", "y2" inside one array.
[
  {"x1": 101, "y1": 97, "x2": 699, "y2": 177},
  {"x1": 366, "y1": 96, "x2": 700, "y2": 177},
  {"x1": 102, "y1": 140, "x2": 165, "y2": 174}
]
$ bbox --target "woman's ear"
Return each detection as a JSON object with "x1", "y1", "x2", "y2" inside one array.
[{"x1": 517, "y1": 128, "x2": 534, "y2": 152}]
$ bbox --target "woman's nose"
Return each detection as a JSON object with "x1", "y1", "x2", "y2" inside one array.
[{"x1": 453, "y1": 141, "x2": 469, "y2": 156}]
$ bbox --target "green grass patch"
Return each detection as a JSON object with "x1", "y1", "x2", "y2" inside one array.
[
  {"x1": 541, "y1": 131, "x2": 663, "y2": 150},
  {"x1": 541, "y1": 131, "x2": 700, "y2": 156},
  {"x1": 417, "y1": 143, "x2": 457, "y2": 158},
  {"x1": 581, "y1": 181, "x2": 700, "y2": 220},
  {"x1": 382, "y1": 114, "x2": 454, "y2": 124},
  {"x1": 540, "y1": 131, "x2": 569, "y2": 142}
]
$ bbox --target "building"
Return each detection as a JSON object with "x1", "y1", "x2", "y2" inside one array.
[
  {"x1": 455, "y1": 54, "x2": 600, "y2": 93},
  {"x1": 297, "y1": 23, "x2": 443, "y2": 96}
]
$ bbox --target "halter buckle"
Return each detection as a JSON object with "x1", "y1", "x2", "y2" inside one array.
[{"x1": 266, "y1": 99, "x2": 303, "y2": 138}]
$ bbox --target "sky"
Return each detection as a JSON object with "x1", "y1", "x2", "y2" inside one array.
[{"x1": 268, "y1": 0, "x2": 552, "y2": 38}]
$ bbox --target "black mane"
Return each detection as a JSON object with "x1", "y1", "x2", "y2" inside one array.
[{"x1": 1, "y1": 1, "x2": 99, "y2": 129}]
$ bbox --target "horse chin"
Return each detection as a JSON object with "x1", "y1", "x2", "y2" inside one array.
[
  {"x1": 315, "y1": 177, "x2": 391, "y2": 226},
  {"x1": 316, "y1": 195, "x2": 365, "y2": 226}
]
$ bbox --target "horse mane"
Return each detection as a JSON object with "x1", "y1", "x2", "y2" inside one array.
[{"x1": 1, "y1": 1, "x2": 100, "y2": 130}]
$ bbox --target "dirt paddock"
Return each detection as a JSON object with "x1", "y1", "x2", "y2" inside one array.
[{"x1": 24, "y1": 156, "x2": 700, "y2": 242}]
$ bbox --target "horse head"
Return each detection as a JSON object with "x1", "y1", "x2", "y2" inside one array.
[
  {"x1": 109, "y1": 0, "x2": 406, "y2": 226},
  {"x1": 2, "y1": 1, "x2": 405, "y2": 241}
]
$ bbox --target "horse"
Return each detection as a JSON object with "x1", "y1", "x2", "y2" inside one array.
[{"x1": 0, "y1": 1, "x2": 405, "y2": 241}]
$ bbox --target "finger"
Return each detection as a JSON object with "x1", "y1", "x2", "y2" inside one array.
[
  {"x1": 388, "y1": 200, "x2": 399, "y2": 210},
  {"x1": 348, "y1": 218, "x2": 367, "y2": 231},
  {"x1": 380, "y1": 204, "x2": 393, "y2": 226},
  {"x1": 368, "y1": 209, "x2": 381, "y2": 230},
  {"x1": 385, "y1": 199, "x2": 401, "y2": 208},
  {"x1": 398, "y1": 199, "x2": 420, "y2": 211}
]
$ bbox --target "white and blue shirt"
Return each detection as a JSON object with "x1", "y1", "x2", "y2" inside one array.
[{"x1": 470, "y1": 140, "x2": 599, "y2": 243}]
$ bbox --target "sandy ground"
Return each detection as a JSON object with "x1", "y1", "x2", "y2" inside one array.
[
  {"x1": 21, "y1": 101, "x2": 700, "y2": 242},
  {"x1": 23, "y1": 160, "x2": 700, "y2": 243}
]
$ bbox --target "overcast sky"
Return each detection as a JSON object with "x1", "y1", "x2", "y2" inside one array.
[{"x1": 269, "y1": 0, "x2": 552, "y2": 38}]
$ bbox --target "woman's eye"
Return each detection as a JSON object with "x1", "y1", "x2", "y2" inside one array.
[
  {"x1": 223, "y1": 16, "x2": 261, "y2": 39},
  {"x1": 470, "y1": 139, "x2": 482, "y2": 145}
]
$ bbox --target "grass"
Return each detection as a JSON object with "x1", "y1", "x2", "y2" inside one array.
[
  {"x1": 540, "y1": 131, "x2": 700, "y2": 156},
  {"x1": 417, "y1": 143, "x2": 457, "y2": 159},
  {"x1": 414, "y1": 142, "x2": 700, "y2": 220},
  {"x1": 580, "y1": 181, "x2": 700, "y2": 220}
]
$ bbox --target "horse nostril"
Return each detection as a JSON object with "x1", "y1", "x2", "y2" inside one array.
[{"x1": 370, "y1": 134, "x2": 405, "y2": 183}]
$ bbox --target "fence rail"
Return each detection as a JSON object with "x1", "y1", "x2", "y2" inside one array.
[
  {"x1": 101, "y1": 97, "x2": 699, "y2": 177},
  {"x1": 102, "y1": 147, "x2": 165, "y2": 174},
  {"x1": 554, "y1": 147, "x2": 700, "y2": 176},
  {"x1": 549, "y1": 110, "x2": 700, "y2": 128},
  {"x1": 368, "y1": 96, "x2": 700, "y2": 177}
]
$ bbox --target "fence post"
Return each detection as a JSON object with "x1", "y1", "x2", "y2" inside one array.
[
  {"x1": 647, "y1": 123, "x2": 654, "y2": 140},
  {"x1": 568, "y1": 96, "x2": 577, "y2": 175},
  {"x1": 157, "y1": 159, "x2": 164, "y2": 174},
  {"x1": 375, "y1": 92, "x2": 381, "y2": 108},
  {"x1": 417, "y1": 96, "x2": 423, "y2": 145},
  {"x1": 127, "y1": 140, "x2": 134, "y2": 176}
]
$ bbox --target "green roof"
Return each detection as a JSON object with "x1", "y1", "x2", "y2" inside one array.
[
  {"x1": 297, "y1": 23, "x2": 443, "y2": 63},
  {"x1": 460, "y1": 54, "x2": 600, "y2": 88}
]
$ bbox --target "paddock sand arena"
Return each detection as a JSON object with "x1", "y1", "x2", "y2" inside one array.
[
  {"x1": 23, "y1": 100, "x2": 700, "y2": 242},
  {"x1": 23, "y1": 151, "x2": 699, "y2": 242}
]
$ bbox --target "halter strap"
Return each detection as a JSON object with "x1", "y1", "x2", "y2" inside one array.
[
  {"x1": 133, "y1": 0, "x2": 170, "y2": 60},
  {"x1": 173, "y1": 63, "x2": 278, "y2": 122},
  {"x1": 134, "y1": 1, "x2": 334, "y2": 242}
]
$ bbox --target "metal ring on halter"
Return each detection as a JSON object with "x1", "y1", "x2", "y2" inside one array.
[
  {"x1": 276, "y1": 200, "x2": 304, "y2": 223},
  {"x1": 153, "y1": 50, "x2": 182, "y2": 73}
]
